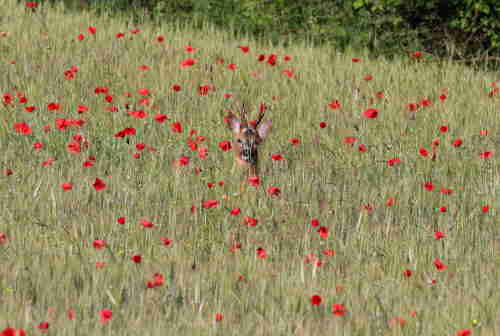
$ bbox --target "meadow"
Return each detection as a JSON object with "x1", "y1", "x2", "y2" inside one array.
[{"x1": 0, "y1": 0, "x2": 499, "y2": 335}]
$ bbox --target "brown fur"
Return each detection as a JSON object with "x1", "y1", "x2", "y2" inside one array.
[{"x1": 225, "y1": 105, "x2": 272, "y2": 192}]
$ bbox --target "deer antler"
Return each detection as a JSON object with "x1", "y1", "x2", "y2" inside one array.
[
  {"x1": 255, "y1": 106, "x2": 266, "y2": 127},
  {"x1": 240, "y1": 103, "x2": 248, "y2": 127}
]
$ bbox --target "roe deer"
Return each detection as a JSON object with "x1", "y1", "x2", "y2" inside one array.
[{"x1": 224, "y1": 104, "x2": 272, "y2": 193}]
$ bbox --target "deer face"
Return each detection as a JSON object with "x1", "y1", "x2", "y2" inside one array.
[
  {"x1": 226, "y1": 108, "x2": 272, "y2": 167},
  {"x1": 235, "y1": 125, "x2": 261, "y2": 164}
]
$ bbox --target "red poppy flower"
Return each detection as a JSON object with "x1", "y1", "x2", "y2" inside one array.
[
  {"x1": 267, "y1": 54, "x2": 277, "y2": 66},
  {"x1": 242, "y1": 216, "x2": 258, "y2": 227},
  {"x1": 271, "y1": 154, "x2": 283, "y2": 161},
  {"x1": 153, "y1": 273, "x2": 164, "y2": 286},
  {"x1": 434, "y1": 231, "x2": 445, "y2": 240},
  {"x1": 310, "y1": 295, "x2": 322, "y2": 306},
  {"x1": 169, "y1": 121, "x2": 182, "y2": 133},
  {"x1": 479, "y1": 151, "x2": 493, "y2": 159},
  {"x1": 218, "y1": 141, "x2": 232, "y2": 152},
  {"x1": 317, "y1": 226, "x2": 329, "y2": 238},
  {"x1": 99, "y1": 309, "x2": 112, "y2": 324},
  {"x1": 61, "y1": 182, "x2": 73, "y2": 191},
  {"x1": 256, "y1": 247, "x2": 267, "y2": 259},
  {"x1": 198, "y1": 146, "x2": 208, "y2": 159},
  {"x1": 248, "y1": 176, "x2": 260, "y2": 187},
  {"x1": 440, "y1": 188, "x2": 453, "y2": 195},
  {"x1": 328, "y1": 99, "x2": 341, "y2": 109},
  {"x1": 160, "y1": 237, "x2": 173, "y2": 246},
  {"x1": 114, "y1": 127, "x2": 136, "y2": 138},
  {"x1": 36, "y1": 322, "x2": 49, "y2": 330},
  {"x1": 93, "y1": 178, "x2": 106, "y2": 191},
  {"x1": 13, "y1": 122, "x2": 31, "y2": 135},
  {"x1": 419, "y1": 148, "x2": 429, "y2": 157},
  {"x1": 1, "y1": 328, "x2": 16, "y2": 336},
  {"x1": 230, "y1": 208, "x2": 241, "y2": 216},
  {"x1": 203, "y1": 200, "x2": 220, "y2": 209},
  {"x1": 26, "y1": 2, "x2": 39, "y2": 8},
  {"x1": 420, "y1": 98, "x2": 431, "y2": 107},
  {"x1": 93, "y1": 240, "x2": 106, "y2": 249},
  {"x1": 363, "y1": 108, "x2": 378, "y2": 119},
  {"x1": 128, "y1": 110, "x2": 146, "y2": 118},
  {"x1": 452, "y1": 138, "x2": 463, "y2": 147},
  {"x1": 267, "y1": 186, "x2": 281, "y2": 196},
  {"x1": 332, "y1": 304, "x2": 347, "y2": 316},
  {"x1": 344, "y1": 136, "x2": 357, "y2": 145},
  {"x1": 173, "y1": 156, "x2": 190, "y2": 167},
  {"x1": 387, "y1": 158, "x2": 401, "y2": 166},
  {"x1": 323, "y1": 248, "x2": 335, "y2": 256},
  {"x1": 0, "y1": 232, "x2": 7, "y2": 244},
  {"x1": 482, "y1": 205, "x2": 491, "y2": 213},
  {"x1": 433, "y1": 258, "x2": 447, "y2": 271},
  {"x1": 198, "y1": 85, "x2": 213, "y2": 96},
  {"x1": 47, "y1": 102, "x2": 60, "y2": 111},
  {"x1": 406, "y1": 105, "x2": 418, "y2": 114},
  {"x1": 180, "y1": 58, "x2": 196, "y2": 67},
  {"x1": 140, "y1": 219, "x2": 154, "y2": 228},
  {"x1": 386, "y1": 197, "x2": 396, "y2": 206}
]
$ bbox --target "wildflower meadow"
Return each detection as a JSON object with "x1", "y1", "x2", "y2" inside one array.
[{"x1": 0, "y1": 1, "x2": 499, "y2": 335}]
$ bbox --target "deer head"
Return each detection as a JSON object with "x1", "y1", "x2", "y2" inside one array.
[{"x1": 225, "y1": 104, "x2": 272, "y2": 179}]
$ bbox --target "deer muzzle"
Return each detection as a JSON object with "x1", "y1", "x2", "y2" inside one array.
[{"x1": 240, "y1": 139, "x2": 257, "y2": 164}]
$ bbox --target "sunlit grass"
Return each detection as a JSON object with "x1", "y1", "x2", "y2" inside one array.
[{"x1": 0, "y1": 0, "x2": 499, "y2": 335}]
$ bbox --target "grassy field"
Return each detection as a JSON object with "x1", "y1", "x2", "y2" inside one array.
[{"x1": 0, "y1": 0, "x2": 499, "y2": 335}]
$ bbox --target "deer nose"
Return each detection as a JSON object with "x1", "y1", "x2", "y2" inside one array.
[
  {"x1": 242, "y1": 140, "x2": 253, "y2": 152},
  {"x1": 240, "y1": 140, "x2": 257, "y2": 163}
]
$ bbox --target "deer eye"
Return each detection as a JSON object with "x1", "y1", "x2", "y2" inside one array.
[{"x1": 236, "y1": 139, "x2": 243, "y2": 143}]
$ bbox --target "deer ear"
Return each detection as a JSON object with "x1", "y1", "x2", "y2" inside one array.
[
  {"x1": 225, "y1": 114, "x2": 241, "y2": 134},
  {"x1": 257, "y1": 120, "x2": 272, "y2": 138}
]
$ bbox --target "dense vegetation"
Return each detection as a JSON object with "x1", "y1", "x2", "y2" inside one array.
[{"x1": 37, "y1": 0, "x2": 500, "y2": 62}]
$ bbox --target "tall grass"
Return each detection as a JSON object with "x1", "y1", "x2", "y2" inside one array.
[{"x1": 0, "y1": 0, "x2": 499, "y2": 335}]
